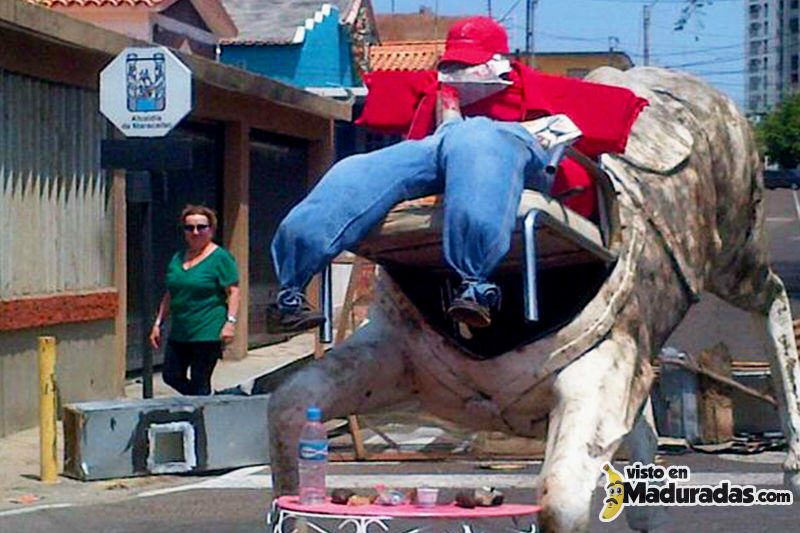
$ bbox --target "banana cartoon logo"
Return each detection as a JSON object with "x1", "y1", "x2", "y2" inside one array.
[{"x1": 599, "y1": 463, "x2": 625, "y2": 522}]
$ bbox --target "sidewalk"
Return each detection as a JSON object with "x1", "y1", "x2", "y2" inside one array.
[{"x1": 0, "y1": 334, "x2": 314, "y2": 514}]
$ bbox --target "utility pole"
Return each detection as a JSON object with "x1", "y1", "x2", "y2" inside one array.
[
  {"x1": 643, "y1": 4, "x2": 652, "y2": 66},
  {"x1": 488, "y1": 1, "x2": 492, "y2": 17},
  {"x1": 526, "y1": 0, "x2": 538, "y2": 60},
  {"x1": 391, "y1": 0, "x2": 395, "y2": 13}
]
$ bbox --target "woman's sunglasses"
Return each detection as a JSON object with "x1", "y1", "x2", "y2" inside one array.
[{"x1": 183, "y1": 224, "x2": 210, "y2": 233}]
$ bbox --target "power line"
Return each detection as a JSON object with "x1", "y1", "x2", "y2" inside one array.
[
  {"x1": 665, "y1": 54, "x2": 747, "y2": 68},
  {"x1": 499, "y1": 0, "x2": 525, "y2": 22}
]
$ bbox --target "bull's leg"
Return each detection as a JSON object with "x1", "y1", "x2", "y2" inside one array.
[
  {"x1": 716, "y1": 271, "x2": 800, "y2": 496},
  {"x1": 623, "y1": 398, "x2": 670, "y2": 532},
  {"x1": 538, "y1": 334, "x2": 648, "y2": 533},
  {"x1": 268, "y1": 322, "x2": 414, "y2": 495},
  {"x1": 754, "y1": 275, "x2": 800, "y2": 495}
]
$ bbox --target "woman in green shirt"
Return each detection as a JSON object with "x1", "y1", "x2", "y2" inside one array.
[{"x1": 149, "y1": 205, "x2": 240, "y2": 395}]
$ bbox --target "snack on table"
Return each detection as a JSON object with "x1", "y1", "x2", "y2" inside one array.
[
  {"x1": 376, "y1": 485, "x2": 408, "y2": 506},
  {"x1": 330, "y1": 488, "x2": 355, "y2": 504},
  {"x1": 346, "y1": 495, "x2": 373, "y2": 506},
  {"x1": 455, "y1": 487, "x2": 504, "y2": 508},
  {"x1": 455, "y1": 491, "x2": 477, "y2": 508},
  {"x1": 475, "y1": 486, "x2": 504, "y2": 506}
]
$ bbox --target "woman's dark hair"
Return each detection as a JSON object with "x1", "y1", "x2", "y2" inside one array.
[{"x1": 180, "y1": 204, "x2": 218, "y2": 232}]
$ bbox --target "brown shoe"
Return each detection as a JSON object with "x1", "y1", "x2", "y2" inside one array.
[
  {"x1": 448, "y1": 297, "x2": 491, "y2": 328},
  {"x1": 265, "y1": 302, "x2": 325, "y2": 334}
]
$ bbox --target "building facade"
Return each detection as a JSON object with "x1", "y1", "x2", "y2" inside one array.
[
  {"x1": 27, "y1": 0, "x2": 237, "y2": 59},
  {"x1": 746, "y1": 0, "x2": 800, "y2": 115},
  {"x1": 0, "y1": 0, "x2": 349, "y2": 437},
  {"x1": 219, "y1": 0, "x2": 378, "y2": 90}
]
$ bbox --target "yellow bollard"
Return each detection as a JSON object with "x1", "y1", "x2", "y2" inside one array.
[{"x1": 38, "y1": 336, "x2": 58, "y2": 483}]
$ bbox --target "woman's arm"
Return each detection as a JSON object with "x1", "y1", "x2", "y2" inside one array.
[
  {"x1": 220, "y1": 283, "x2": 240, "y2": 344},
  {"x1": 149, "y1": 292, "x2": 170, "y2": 349}
]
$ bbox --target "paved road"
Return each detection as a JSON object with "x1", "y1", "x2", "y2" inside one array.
[
  {"x1": 765, "y1": 188, "x2": 800, "y2": 313},
  {"x1": 2, "y1": 454, "x2": 795, "y2": 533}
]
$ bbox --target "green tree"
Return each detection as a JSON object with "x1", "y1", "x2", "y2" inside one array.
[{"x1": 757, "y1": 92, "x2": 800, "y2": 169}]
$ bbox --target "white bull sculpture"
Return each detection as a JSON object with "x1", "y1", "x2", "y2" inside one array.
[{"x1": 267, "y1": 67, "x2": 800, "y2": 532}]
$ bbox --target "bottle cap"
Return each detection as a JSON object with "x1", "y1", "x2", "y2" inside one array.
[{"x1": 306, "y1": 406, "x2": 322, "y2": 421}]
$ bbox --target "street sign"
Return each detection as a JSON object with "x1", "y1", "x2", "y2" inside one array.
[{"x1": 100, "y1": 46, "x2": 192, "y2": 137}]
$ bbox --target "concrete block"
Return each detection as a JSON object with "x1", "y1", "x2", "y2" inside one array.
[{"x1": 64, "y1": 394, "x2": 270, "y2": 480}]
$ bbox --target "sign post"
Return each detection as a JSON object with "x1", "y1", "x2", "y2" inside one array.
[
  {"x1": 100, "y1": 47, "x2": 193, "y2": 399},
  {"x1": 100, "y1": 46, "x2": 192, "y2": 138}
]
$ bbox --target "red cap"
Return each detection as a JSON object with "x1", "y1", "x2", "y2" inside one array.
[{"x1": 440, "y1": 17, "x2": 510, "y2": 66}]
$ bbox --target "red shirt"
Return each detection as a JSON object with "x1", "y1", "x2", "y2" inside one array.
[{"x1": 356, "y1": 62, "x2": 648, "y2": 217}]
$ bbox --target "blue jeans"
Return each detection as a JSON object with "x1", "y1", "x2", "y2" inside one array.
[{"x1": 271, "y1": 117, "x2": 550, "y2": 310}]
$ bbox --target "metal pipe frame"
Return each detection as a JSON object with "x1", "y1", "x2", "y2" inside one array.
[
  {"x1": 523, "y1": 209, "x2": 542, "y2": 322},
  {"x1": 319, "y1": 264, "x2": 333, "y2": 343}
]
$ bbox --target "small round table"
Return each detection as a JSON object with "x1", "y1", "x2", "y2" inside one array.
[{"x1": 269, "y1": 496, "x2": 541, "y2": 533}]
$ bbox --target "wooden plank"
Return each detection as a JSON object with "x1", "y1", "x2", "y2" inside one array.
[
  {"x1": 697, "y1": 343, "x2": 734, "y2": 444},
  {"x1": 0, "y1": 289, "x2": 118, "y2": 331},
  {"x1": 113, "y1": 169, "x2": 127, "y2": 396},
  {"x1": 666, "y1": 357, "x2": 777, "y2": 407},
  {"x1": 193, "y1": 86, "x2": 332, "y2": 141},
  {"x1": 347, "y1": 414, "x2": 367, "y2": 461},
  {"x1": 335, "y1": 260, "x2": 368, "y2": 460},
  {"x1": 222, "y1": 121, "x2": 250, "y2": 360}
]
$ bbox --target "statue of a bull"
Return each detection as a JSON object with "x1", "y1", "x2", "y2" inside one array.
[{"x1": 267, "y1": 67, "x2": 800, "y2": 532}]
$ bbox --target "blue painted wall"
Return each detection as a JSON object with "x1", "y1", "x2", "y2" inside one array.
[{"x1": 220, "y1": 7, "x2": 357, "y2": 88}]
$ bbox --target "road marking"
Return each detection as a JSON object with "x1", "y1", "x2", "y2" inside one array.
[
  {"x1": 0, "y1": 503, "x2": 74, "y2": 518},
  {"x1": 136, "y1": 469, "x2": 786, "y2": 498},
  {"x1": 792, "y1": 190, "x2": 800, "y2": 229},
  {"x1": 717, "y1": 451, "x2": 786, "y2": 464}
]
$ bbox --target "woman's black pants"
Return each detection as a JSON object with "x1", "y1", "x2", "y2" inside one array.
[{"x1": 163, "y1": 340, "x2": 222, "y2": 396}]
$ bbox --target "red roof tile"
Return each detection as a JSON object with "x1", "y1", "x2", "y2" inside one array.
[
  {"x1": 370, "y1": 40, "x2": 445, "y2": 71},
  {"x1": 26, "y1": 0, "x2": 169, "y2": 7}
]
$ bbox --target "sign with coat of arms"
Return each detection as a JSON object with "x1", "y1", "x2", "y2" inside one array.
[{"x1": 100, "y1": 46, "x2": 192, "y2": 137}]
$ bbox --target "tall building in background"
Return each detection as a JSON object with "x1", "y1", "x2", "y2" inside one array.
[{"x1": 746, "y1": 0, "x2": 800, "y2": 116}]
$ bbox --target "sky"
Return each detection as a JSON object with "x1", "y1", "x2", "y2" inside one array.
[{"x1": 371, "y1": 0, "x2": 746, "y2": 107}]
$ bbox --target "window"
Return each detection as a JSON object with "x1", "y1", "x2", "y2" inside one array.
[
  {"x1": 750, "y1": 41, "x2": 762, "y2": 54},
  {"x1": 793, "y1": 54, "x2": 799, "y2": 70},
  {"x1": 792, "y1": 0, "x2": 799, "y2": 9},
  {"x1": 750, "y1": 76, "x2": 761, "y2": 90},
  {"x1": 791, "y1": 18, "x2": 799, "y2": 33}
]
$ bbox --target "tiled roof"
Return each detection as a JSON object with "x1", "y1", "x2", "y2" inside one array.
[
  {"x1": 26, "y1": 0, "x2": 169, "y2": 6},
  {"x1": 221, "y1": 0, "x2": 355, "y2": 44},
  {"x1": 369, "y1": 40, "x2": 444, "y2": 71}
]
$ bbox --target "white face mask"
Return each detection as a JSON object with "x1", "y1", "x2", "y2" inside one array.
[{"x1": 437, "y1": 54, "x2": 513, "y2": 106}]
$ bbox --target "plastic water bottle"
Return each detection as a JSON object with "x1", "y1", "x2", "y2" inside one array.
[{"x1": 298, "y1": 406, "x2": 327, "y2": 504}]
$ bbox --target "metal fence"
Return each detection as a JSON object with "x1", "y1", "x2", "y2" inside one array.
[{"x1": 0, "y1": 69, "x2": 113, "y2": 298}]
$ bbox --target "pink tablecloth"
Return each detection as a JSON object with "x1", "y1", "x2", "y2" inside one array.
[{"x1": 275, "y1": 496, "x2": 542, "y2": 518}]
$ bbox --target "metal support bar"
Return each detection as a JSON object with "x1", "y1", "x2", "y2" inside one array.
[
  {"x1": 319, "y1": 264, "x2": 333, "y2": 343},
  {"x1": 522, "y1": 210, "x2": 541, "y2": 322},
  {"x1": 544, "y1": 144, "x2": 567, "y2": 176}
]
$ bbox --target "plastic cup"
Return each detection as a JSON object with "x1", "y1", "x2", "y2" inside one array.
[{"x1": 416, "y1": 487, "x2": 438, "y2": 507}]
